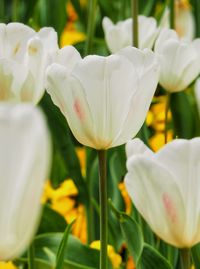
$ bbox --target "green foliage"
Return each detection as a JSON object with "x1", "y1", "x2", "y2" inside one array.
[
  {"x1": 139, "y1": 244, "x2": 173, "y2": 269},
  {"x1": 37, "y1": 204, "x2": 67, "y2": 234}
]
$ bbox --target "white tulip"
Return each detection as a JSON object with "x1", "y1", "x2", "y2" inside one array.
[
  {"x1": 155, "y1": 28, "x2": 200, "y2": 92},
  {"x1": 125, "y1": 138, "x2": 200, "y2": 248},
  {"x1": 0, "y1": 23, "x2": 58, "y2": 104},
  {"x1": 160, "y1": 1, "x2": 195, "y2": 42},
  {"x1": 102, "y1": 16, "x2": 159, "y2": 53},
  {"x1": 0, "y1": 104, "x2": 51, "y2": 260},
  {"x1": 45, "y1": 46, "x2": 159, "y2": 150}
]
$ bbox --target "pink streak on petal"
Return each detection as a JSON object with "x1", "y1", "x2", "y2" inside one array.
[
  {"x1": 74, "y1": 98, "x2": 84, "y2": 121},
  {"x1": 162, "y1": 193, "x2": 177, "y2": 223}
]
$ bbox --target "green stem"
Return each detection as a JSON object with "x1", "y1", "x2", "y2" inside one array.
[
  {"x1": 169, "y1": 0, "x2": 175, "y2": 29},
  {"x1": 98, "y1": 150, "x2": 108, "y2": 269},
  {"x1": 86, "y1": 198, "x2": 94, "y2": 243},
  {"x1": 28, "y1": 243, "x2": 35, "y2": 269},
  {"x1": 84, "y1": 0, "x2": 97, "y2": 56},
  {"x1": 12, "y1": 0, "x2": 18, "y2": 21},
  {"x1": 164, "y1": 93, "x2": 171, "y2": 144},
  {"x1": 194, "y1": 0, "x2": 200, "y2": 37},
  {"x1": 0, "y1": 0, "x2": 4, "y2": 21},
  {"x1": 180, "y1": 248, "x2": 191, "y2": 269},
  {"x1": 132, "y1": 0, "x2": 139, "y2": 47}
]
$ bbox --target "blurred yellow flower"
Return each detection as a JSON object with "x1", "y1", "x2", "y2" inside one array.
[
  {"x1": 118, "y1": 182, "x2": 132, "y2": 214},
  {"x1": 42, "y1": 179, "x2": 87, "y2": 243},
  {"x1": 149, "y1": 131, "x2": 173, "y2": 152},
  {"x1": 146, "y1": 110, "x2": 154, "y2": 126},
  {"x1": 60, "y1": 26, "x2": 86, "y2": 47},
  {"x1": 76, "y1": 147, "x2": 86, "y2": 177},
  {"x1": 150, "y1": 96, "x2": 172, "y2": 132},
  {"x1": 0, "y1": 262, "x2": 17, "y2": 269},
  {"x1": 90, "y1": 241, "x2": 122, "y2": 269},
  {"x1": 60, "y1": 1, "x2": 86, "y2": 47},
  {"x1": 126, "y1": 256, "x2": 136, "y2": 269}
]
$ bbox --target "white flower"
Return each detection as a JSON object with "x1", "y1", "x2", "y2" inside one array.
[
  {"x1": 155, "y1": 28, "x2": 200, "y2": 92},
  {"x1": 160, "y1": 1, "x2": 195, "y2": 42},
  {"x1": 0, "y1": 23, "x2": 58, "y2": 104},
  {"x1": 125, "y1": 138, "x2": 200, "y2": 248},
  {"x1": 0, "y1": 103, "x2": 51, "y2": 261},
  {"x1": 102, "y1": 16, "x2": 159, "y2": 53},
  {"x1": 45, "y1": 45, "x2": 159, "y2": 150}
]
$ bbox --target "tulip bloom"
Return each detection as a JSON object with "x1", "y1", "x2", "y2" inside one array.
[
  {"x1": 102, "y1": 16, "x2": 159, "y2": 53},
  {"x1": 0, "y1": 23, "x2": 58, "y2": 104},
  {"x1": 0, "y1": 104, "x2": 51, "y2": 260},
  {"x1": 155, "y1": 28, "x2": 200, "y2": 92},
  {"x1": 160, "y1": 0, "x2": 195, "y2": 42},
  {"x1": 125, "y1": 138, "x2": 200, "y2": 248},
  {"x1": 46, "y1": 46, "x2": 159, "y2": 150}
]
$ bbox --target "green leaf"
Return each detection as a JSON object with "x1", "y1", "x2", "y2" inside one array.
[
  {"x1": 55, "y1": 221, "x2": 74, "y2": 269},
  {"x1": 50, "y1": 146, "x2": 68, "y2": 188},
  {"x1": 38, "y1": 204, "x2": 67, "y2": 234},
  {"x1": 170, "y1": 92, "x2": 195, "y2": 139},
  {"x1": 139, "y1": 0, "x2": 157, "y2": 16},
  {"x1": 29, "y1": 233, "x2": 112, "y2": 269},
  {"x1": 36, "y1": 0, "x2": 67, "y2": 37},
  {"x1": 109, "y1": 201, "x2": 143, "y2": 265},
  {"x1": 139, "y1": 244, "x2": 173, "y2": 269},
  {"x1": 28, "y1": 244, "x2": 35, "y2": 269}
]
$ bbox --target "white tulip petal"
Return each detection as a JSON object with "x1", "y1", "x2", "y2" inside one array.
[
  {"x1": 117, "y1": 46, "x2": 159, "y2": 77},
  {"x1": 138, "y1": 16, "x2": 158, "y2": 49},
  {"x1": 102, "y1": 17, "x2": 132, "y2": 53},
  {"x1": 154, "y1": 28, "x2": 179, "y2": 54},
  {"x1": 158, "y1": 40, "x2": 197, "y2": 92},
  {"x1": 125, "y1": 156, "x2": 186, "y2": 247},
  {"x1": 0, "y1": 104, "x2": 51, "y2": 260},
  {"x1": 112, "y1": 53, "x2": 159, "y2": 146},
  {"x1": 194, "y1": 78, "x2": 200, "y2": 116},
  {"x1": 0, "y1": 58, "x2": 30, "y2": 102},
  {"x1": 155, "y1": 138, "x2": 200, "y2": 244},
  {"x1": 46, "y1": 64, "x2": 97, "y2": 148},
  {"x1": 4, "y1": 23, "x2": 35, "y2": 62},
  {"x1": 102, "y1": 16, "x2": 158, "y2": 52},
  {"x1": 25, "y1": 37, "x2": 45, "y2": 103},
  {"x1": 0, "y1": 24, "x2": 6, "y2": 58},
  {"x1": 126, "y1": 138, "x2": 153, "y2": 158},
  {"x1": 37, "y1": 27, "x2": 58, "y2": 51},
  {"x1": 52, "y1": 45, "x2": 81, "y2": 71}
]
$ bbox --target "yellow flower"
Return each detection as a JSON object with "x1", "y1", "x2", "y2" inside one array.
[
  {"x1": 60, "y1": 1, "x2": 86, "y2": 47},
  {"x1": 90, "y1": 241, "x2": 122, "y2": 269},
  {"x1": 76, "y1": 147, "x2": 86, "y2": 177},
  {"x1": 146, "y1": 110, "x2": 154, "y2": 126},
  {"x1": 60, "y1": 25, "x2": 86, "y2": 47},
  {"x1": 0, "y1": 262, "x2": 17, "y2": 269},
  {"x1": 42, "y1": 179, "x2": 87, "y2": 243},
  {"x1": 149, "y1": 131, "x2": 173, "y2": 152},
  {"x1": 118, "y1": 182, "x2": 132, "y2": 214},
  {"x1": 150, "y1": 96, "x2": 172, "y2": 132}
]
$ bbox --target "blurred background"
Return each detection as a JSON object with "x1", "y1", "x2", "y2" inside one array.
[{"x1": 1, "y1": 0, "x2": 200, "y2": 268}]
